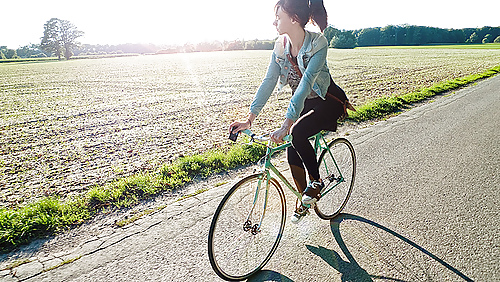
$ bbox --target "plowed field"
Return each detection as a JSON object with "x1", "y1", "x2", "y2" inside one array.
[{"x1": 1, "y1": 48, "x2": 499, "y2": 207}]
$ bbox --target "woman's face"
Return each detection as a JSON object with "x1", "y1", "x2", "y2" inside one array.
[{"x1": 273, "y1": 6, "x2": 295, "y2": 35}]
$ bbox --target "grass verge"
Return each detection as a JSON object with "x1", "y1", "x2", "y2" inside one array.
[
  {"x1": 0, "y1": 65, "x2": 498, "y2": 253},
  {"x1": 357, "y1": 43, "x2": 500, "y2": 49},
  {"x1": 0, "y1": 143, "x2": 265, "y2": 253},
  {"x1": 347, "y1": 65, "x2": 500, "y2": 122}
]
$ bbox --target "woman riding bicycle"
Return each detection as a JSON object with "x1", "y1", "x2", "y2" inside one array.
[{"x1": 230, "y1": 0, "x2": 353, "y2": 223}]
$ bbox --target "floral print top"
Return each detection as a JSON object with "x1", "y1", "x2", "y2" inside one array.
[{"x1": 287, "y1": 55, "x2": 318, "y2": 99}]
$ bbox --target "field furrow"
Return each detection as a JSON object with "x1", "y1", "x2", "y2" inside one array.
[{"x1": 1, "y1": 49, "x2": 499, "y2": 207}]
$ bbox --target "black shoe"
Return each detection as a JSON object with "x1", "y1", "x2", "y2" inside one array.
[{"x1": 302, "y1": 180, "x2": 324, "y2": 205}]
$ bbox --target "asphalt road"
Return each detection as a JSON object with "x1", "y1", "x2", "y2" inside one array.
[{"x1": 2, "y1": 75, "x2": 499, "y2": 281}]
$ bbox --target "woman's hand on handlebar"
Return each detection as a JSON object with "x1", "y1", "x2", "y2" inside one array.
[
  {"x1": 229, "y1": 120, "x2": 251, "y2": 134},
  {"x1": 270, "y1": 118, "x2": 294, "y2": 144},
  {"x1": 229, "y1": 113, "x2": 256, "y2": 134},
  {"x1": 270, "y1": 127, "x2": 288, "y2": 143}
]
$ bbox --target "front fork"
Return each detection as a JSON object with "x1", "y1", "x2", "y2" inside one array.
[{"x1": 243, "y1": 171, "x2": 271, "y2": 235}]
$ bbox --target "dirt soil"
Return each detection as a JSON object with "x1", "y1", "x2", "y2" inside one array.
[{"x1": 1, "y1": 49, "x2": 499, "y2": 208}]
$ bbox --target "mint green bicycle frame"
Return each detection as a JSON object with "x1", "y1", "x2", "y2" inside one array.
[{"x1": 242, "y1": 130, "x2": 345, "y2": 232}]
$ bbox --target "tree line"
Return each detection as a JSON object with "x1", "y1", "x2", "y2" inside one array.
[
  {"x1": 157, "y1": 39, "x2": 275, "y2": 54},
  {"x1": 0, "y1": 17, "x2": 275, "y2": 60},
  {"x1": 326, "y1": 25, "x2": 500, "y2": 49},
  {"x1": 2, "y1": 19, "x2": 500, "y2": 60}
]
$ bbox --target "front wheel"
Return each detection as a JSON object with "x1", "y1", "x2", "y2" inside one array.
[
  {"x1": 208, "y1": 173, "x2": 286, "y2": 281},
  {"x1": 315, "y1": 138, "x2": 356, "y2": 220}
]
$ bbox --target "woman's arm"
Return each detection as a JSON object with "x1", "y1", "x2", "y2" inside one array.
[
  {"x1": 249, "y1": 52, "x2": 281, "y2": 117},
  {"x1": 230, "y1": 49, "x2": 281, "y2": 134}
]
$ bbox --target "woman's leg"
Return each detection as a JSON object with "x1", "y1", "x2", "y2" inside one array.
[
  {"x1": 287, "y1": 148, "x2": 308, "y2": 194},
  {"x1": 288, "y1": 96, "x2": 343, "y2": 183},
  {"x1": 289, "y1": 109, "x2": 323, "y2": 181}
]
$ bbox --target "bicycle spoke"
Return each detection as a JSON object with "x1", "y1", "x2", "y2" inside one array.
[
  {"x1": 208, "y1": 174, "x2": 285, "y2": 280},
  {"x1": 315, "y1": 138, "x2": 356, "y2": 219}
]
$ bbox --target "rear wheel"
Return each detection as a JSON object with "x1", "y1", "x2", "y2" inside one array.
[
  {"x1": 208, "y1": 173, "x2": 286, "y2": 281},
  {"x1": 315, "y1": 138, "x2": 356, "y2": 220}
]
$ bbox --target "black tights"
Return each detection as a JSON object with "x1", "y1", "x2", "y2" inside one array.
[{"x1": 287, "y1": 95, "x2": 342, "y2": 193}]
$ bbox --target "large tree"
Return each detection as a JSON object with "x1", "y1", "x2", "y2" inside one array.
[{"x1": 41, "y1": 18, "x2": 84, "y2": 60}]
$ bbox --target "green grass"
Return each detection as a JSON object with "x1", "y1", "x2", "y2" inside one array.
[
  {"x1": 358, "y1": 43, "x2": 500, "y2": 49},
  {"x1": 2, "y1": 258, "x2": 32, "y2": 270},
  {"x1": 176, "y1": 188, "x2": 210, "y2": 203},
  {"x1": 42, "y1": 255, "x2": 82, "y2": 272},
  {"x1": 1, "y1": 63, "x2": 498, "y2": 254},
  {"x1": 0, "y1": 142, "x2": 265, "y2": 253},
  {"x1": 115, "y1": 207, "x2": 162, "y2": 227},
  {"x1": 0, "y1": 57, "x2": 60, "y2": 64},
  {"x1": 0, "y1": 54, "x2": 137, "y2": 64},
  {"x1": 0, "y1": 198, "x2": 90, "y2": 252},
  {"x1": 83, "y1": 143, "x2": 266, "y2": 210},
  {"x1": 347, "y1": 65, "x2": 500, "y2": 122}
]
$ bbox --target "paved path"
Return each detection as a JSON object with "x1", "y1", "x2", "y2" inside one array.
[{"x1": 1, "y1": 75, "x2": 499, "y2": 281}]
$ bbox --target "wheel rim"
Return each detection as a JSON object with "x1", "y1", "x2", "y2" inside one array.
[
  {"x1": 315, "y1": 138, "x2": 356, "y2": 219},
  {"x1": 208, "y1": 174, "x2": 285, "y2": 280}
]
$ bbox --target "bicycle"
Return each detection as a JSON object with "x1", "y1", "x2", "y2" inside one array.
[{"x1": 208, "y1": 129, "x2": 356, "y2": 281}]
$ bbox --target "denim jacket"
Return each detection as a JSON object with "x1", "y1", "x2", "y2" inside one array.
[{"x1": 249, "y1": 30, "x2": 331, "y2": 121}]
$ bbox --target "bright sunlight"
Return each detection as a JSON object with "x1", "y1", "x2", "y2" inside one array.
[{"x1": 1, "y1": 0, "x2": 499, "y2": 48}]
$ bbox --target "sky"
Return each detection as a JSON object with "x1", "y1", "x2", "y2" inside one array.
[{"x1": 1, "y1": 0, "x2": 499, "y2": 49}]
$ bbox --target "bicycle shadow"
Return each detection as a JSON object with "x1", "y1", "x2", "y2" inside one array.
[
  {"x1": 305, "y1": 244, "x2": 375, "y2": 281},
  {"x1": 307, "y1": 213, "x2": 473, "y2": 282},
  {"x1": 248, "y1": 214, "x2": 473, "y2": 281},
  {"x1": 248, "y1": 270, "x2": 294, "y2": 282}
]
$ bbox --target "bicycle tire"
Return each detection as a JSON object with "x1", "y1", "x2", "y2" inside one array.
[
  {"x1": 315, "y1": 138, "x2": 356, "y2": 220},
  {"x1": 208, "y1": 173, "x2": 286, "y2": 281}
]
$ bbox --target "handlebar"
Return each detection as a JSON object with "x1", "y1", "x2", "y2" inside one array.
[{"x1": 240, "y1": 129, "x2": 292, "y2": 144}]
